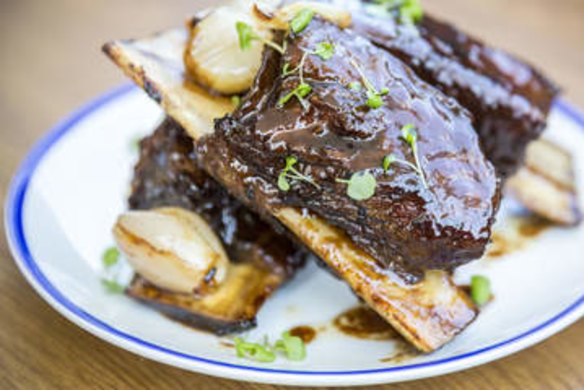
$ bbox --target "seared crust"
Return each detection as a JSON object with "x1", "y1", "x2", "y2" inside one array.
[{"x1": 209, "y1": 18, "x2": 500, "y2": 278}]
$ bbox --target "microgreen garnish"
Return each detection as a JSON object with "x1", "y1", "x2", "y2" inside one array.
[
  {"x1": 366, "y1": 91, "x2": 383, "y2": 109},
  {"x1": 103, "y1": 247, "x2": 119, "y2": 268},
  {"x1": 313, "y1": 42, "x2": 335, "y2": 60},
  {"x1": 399, "y1": 123, "x2": 428, "y2": 188},
  {"x1": 470, "y1": 275, "x2": 491, "y2": 306},
  {"x1": 101, "y1": 246, "x2": 124, "y2": 293},
  {"x1": 282, "y1": 62, "x2": 292, "y2": 76},
  {"x1": 365, "y1": 0, "x2": 423, "y2": 25},
  {"x1": 231, "y1": 95, "x2": 241, "y2": 107},
  {"x1": 382, "y1": 152, "x2": 421, "y2": 176},
  {"x1": 274, "y1": 332, "x2": 306, "y2": 361},
  {"x1": 336, "y1": 171, "x2": 377, "y2": 201},
  {"x1": 350, "y1": 59, "x2": 389, "y2": 109},
  {"x1": 277, "y1": 83, "x2": 312, "y2": 110},
  {"x1": 290, "y1": 8, "x2": 315, "y2": 33},
  {"x1": 382, "y1": 154, "x2": 397, "y2": 172},
  {"x1": 399, "y1": 0, "x2": 423, "y2": 24},
  {"x1": 279, "y1": 42, "x2": 334, "y2": 109},
  {"x1": 233, "y1": 332, "x2": 306, "y2": 363},
  {"x1": 235, "y1": 21, "x2": 285, "y2": 54},
  {"x1": 278, "y1": 156, "x2": 320, "y2": 191},
  {"x1": 234, "y1": 337, "x2": 276, "y2": 362}
]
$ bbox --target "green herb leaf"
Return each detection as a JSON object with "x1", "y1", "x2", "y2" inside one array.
[
  {"x1": 278, "y1": 172, "x2": 291, "y2": 191},
  {"x1": 350, "y1": 59, "x2": 388, "y2": 109},
  {"x1": 470, "y1": 275, "x2": 491, "y2": 306},
  {"x1": 236, "y1": 21, "x2": 256, "y2": 50},
  {"x1": 234, "y1": 337, "x2": 277, "y2": 363},
  {"x1": 295, "y1": 83, "x2": 312, "y2": 98},
  {"x1": 399, "y1": 124, "x2": 428, "y2": 188},
  {"x1": 236, "y1": 21, "x2": 285, "y2": 54},
  {"x1": 231, "y1": 95, "x2": 241, "y2": 107},
  {"x1": 102, "y1": 247, "x2": 119, "y2": 268},
  {"x1": 401, "y1": 123, "x2": 417, "y2": 145},
  {"x1": 290, "y1": 8, "x2": 315, "y2": 33},
  {"x1": 274, "y1": 332, "x2": 306, "y2": 361},
  {"x1": 380, "y1": 87, "x2": 390, "y2": 95},
  {"x1": 282, "y1": 62, "x2": 292, "y2": 75},
  {"x1": 366, "y1": 91, "x2": 383, "y2": 109},
  {"x1": 400, "y1": 0, "x2": 423, "y2": 24},
  {"x1": 278, "y1": 90, "x2": 296, "y2": 107},
  {"x1": 313, "y1": 42, "x2": 335, "y2": 60},
  {"x1": 285, "y1": 155, "x2": 298, "y2": 169},
  {"x1": 348, "y1": 82, "x2": 362, "y2": 91},
  {"x1": 383, "y1": 154, "x2": 397, "y2": 172},
  {"x1": 101, "y1": 278, "x2": 124, "y2": 294},
  {"x1": 337, "y1": 171, "x2": 377, "y2": 201},
  {"x1": 277, "y1": 155, "x2": 320, "y2": 191},
  {"x1": 277, "y1": 83, "x2": 312, "y2": 108}
]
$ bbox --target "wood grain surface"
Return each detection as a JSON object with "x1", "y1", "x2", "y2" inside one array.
[{"x1": 1, "y1": 0, "x2": 583, "y2": 388}]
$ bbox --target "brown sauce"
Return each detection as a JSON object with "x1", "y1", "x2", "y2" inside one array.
[
  {"x1": 332, "y1": 306, "x2": 421, "y2": 363},
  {"x1": 485, "y1": 215, "x2": 553, "y2": 259},
  {"x1": 289, "y1": 325, "x2": 317, "y2": 344},
  {"x1": 333, "y1": 306, "x2": 399, "y2": 340},
  {"x1": 517, "y1": 216, "x2": 553, "y2": 237},
  {"x1": 379, "y1": 344, "x2": 419, "y2": 363}
]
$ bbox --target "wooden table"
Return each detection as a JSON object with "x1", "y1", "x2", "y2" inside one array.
[{"x1": 1, "y1": 0, "x2": 583, "y2": 388}]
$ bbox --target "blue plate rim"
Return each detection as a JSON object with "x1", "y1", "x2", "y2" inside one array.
[{"x1": 4, "y1": 83, "x2": 584, "y2": 379}]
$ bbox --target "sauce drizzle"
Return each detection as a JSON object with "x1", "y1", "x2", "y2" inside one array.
[
  {"x1": 333, "y1": 305, "x2": 399, "y2": 340},
  {"x1": 289, "y1": 325, "x2": 317, "y2": 344}
]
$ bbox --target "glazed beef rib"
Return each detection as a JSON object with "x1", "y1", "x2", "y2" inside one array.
[
  {"x1": 104, "y1": 22, "x2": 479, "y2": 352},
  {"x1": 334, "y1": 0, "x2": 558, "y2": 177},
  {"x1": 203, "y1": 18, "x2": 500, "y2": 280}
]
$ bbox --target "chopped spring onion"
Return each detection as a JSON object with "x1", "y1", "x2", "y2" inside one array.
[{"x1": 470, "y1": 275, "x2": 491, "y2": 306}]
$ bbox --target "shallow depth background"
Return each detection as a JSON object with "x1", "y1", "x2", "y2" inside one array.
[{"x1": 1, "y1": 0, "x2": 584, "y2": 388}]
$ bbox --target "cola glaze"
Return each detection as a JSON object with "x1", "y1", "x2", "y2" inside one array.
[
  {"x1": 203, "y1": 18, "x2": 500, "y2": 281},
  {"x1": 336, "y1": 0, "x2": 559, "y2": 177}
]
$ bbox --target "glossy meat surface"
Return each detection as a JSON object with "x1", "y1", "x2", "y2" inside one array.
[
  {"x1": 205, "y1": 19, "x2": 500, "y2": 280},
  {"x1": 336, "y1": 0, "x2": 558, "y2": 177}
]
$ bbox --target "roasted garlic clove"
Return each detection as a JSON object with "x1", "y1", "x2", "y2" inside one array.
[
  {"x1": 506, "y1": 139, "x2": 582, "y2": 226},
  {"x1": 184, "y1": 6, "x2": 271, "y2": 95},
  {"x1": 113, "y1": 207, "x2": 229, "y2": 294},
  {"x1": 184, "y1": 2, "x2": 351, "y2": 95}
]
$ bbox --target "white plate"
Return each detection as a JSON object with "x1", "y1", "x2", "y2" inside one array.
[{"x1": 5, "y1": 84, "x2": 584, "y2": 386}]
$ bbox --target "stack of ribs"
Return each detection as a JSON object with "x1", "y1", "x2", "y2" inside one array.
[{"x1": 104, "y1": 0, "x2": 564, "y2": 351}]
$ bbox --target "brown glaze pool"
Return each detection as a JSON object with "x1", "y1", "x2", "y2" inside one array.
[
  {"x1": 289, "y1": 325, "x2": 317, "y2": 344},
  {"x1": 333, "y1": 305, "x2": 400, "y2": 340},
  {"x1": 485, "y1": 215, "x2": 553, "y2": 259}
]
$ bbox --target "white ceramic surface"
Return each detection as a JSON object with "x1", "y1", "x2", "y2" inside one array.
[{"x1": 5, "y1": 84, "x2": 584, "y2": 386}]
